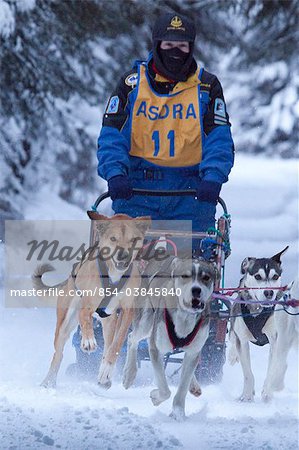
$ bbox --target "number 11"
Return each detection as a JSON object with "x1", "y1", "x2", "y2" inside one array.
[{"x1": 152, "y1": 130, "x2": 175, "y2": 157}]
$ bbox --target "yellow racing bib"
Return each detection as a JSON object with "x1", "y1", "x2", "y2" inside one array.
[{"x1": 130, "y1": 64, "x2": 203, "y2": 167}]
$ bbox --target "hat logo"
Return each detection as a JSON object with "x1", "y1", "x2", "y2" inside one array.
[{"x1": 170, "y1": 16, "x2": 183, "y2": 28}]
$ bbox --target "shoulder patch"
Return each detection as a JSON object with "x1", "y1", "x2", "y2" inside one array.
[
  {"x1": 214, "y1": 98, "x2": 227, "y2": 125},
  {"x1": 125, "y1": 73, "x2": 138, "y2": 87},
  {"x1": 106, "y1": 96, "x2": 119, "y2": 114},
  {"x1": 214, "y1": 98, "x2": 226, "y2": 118}
]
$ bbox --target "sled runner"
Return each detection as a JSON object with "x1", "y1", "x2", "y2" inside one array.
[{"x1": 69, "y1": 189, "x2": 231, "y2": 385}]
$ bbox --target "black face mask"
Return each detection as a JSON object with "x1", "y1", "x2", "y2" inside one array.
[
  {"x1": 159, "y1": 47, "x2": 189, "y2": 73},
  {"x1": 153, "y1": 42, "x2": 195, "y2": 82}
]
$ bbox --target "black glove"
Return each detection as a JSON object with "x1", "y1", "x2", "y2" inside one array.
[
  {"x1": 196, "y1": 180, "x2": 221, "y2": 204},
  {"x1": 108, "y1": 175, "x2": 133, "y2": 201}
]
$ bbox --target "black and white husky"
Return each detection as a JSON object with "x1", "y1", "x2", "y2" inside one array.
[
  {"x1": 228, "y1": 247, "x2": 288, "y2": 402},
  {"x1": 122, "y1": 256, "x2": 219, "y2": 420}
]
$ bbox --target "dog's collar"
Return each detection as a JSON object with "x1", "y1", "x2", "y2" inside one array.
[
  {"x1": 164, "y1": 308, "x2": 207, "y2": 351},
  {"x1": 96, "y1": 255, "x2": 133, "y2": 318}
]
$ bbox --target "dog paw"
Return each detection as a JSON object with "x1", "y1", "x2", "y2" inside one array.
[
  {"x1": 98, "y1": 380, "x2": 112, "y2": 390},
  {"x1": 261, "y1": 390, "x2": 273, "y2": 403},
  {"x1": 238, "y1": 394, "x2": 254, "y2": 402},
  {"x1": 80, "y1": 337, "x2": 98, "y2": 353},
  {"x1": 189, "y1": 378, "x2": 202, "y2": 397},
  {"x1": 40, "y1": 378, "x2": 56, "y2": 389},
  {"x1": 150, "y1": 388, "x2": 171, "y2": 406},
  {"x1": 170, "y1": 407, "x2": 186, "y2": 422},
  {"x1": 98, "y1": 361, "x2": 113, "y2": 388}
]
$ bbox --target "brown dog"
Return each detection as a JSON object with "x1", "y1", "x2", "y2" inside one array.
[{"x1": 33, "y1": 214, "x2": 151, "y2": 388}]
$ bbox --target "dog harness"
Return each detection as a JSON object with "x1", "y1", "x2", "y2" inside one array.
[
  {"x1": 95, "y1": 256, "x2": 133, "y2": 318},
  {"x1": 164, "y1": 308, "x2": 207, "y2": 350},
  {"x1": 241, "y1": 304, "x2": 275, "y2": 346}
]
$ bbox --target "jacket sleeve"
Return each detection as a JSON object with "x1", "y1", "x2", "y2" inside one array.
[
  {"x1": 97, "y1": 70, "x2": 137, "y2": 181},
  {"x1": 199, "y1": 73, "x2": 235, "y2": 184}
]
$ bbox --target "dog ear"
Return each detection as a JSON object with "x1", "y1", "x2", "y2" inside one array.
[
  {"x1": 87, "y1": 211, "x2": 108, "y2": 221},
  {"x1": 134, "y1": 216, "x2": 152, "y2": 235},
  {"x1": 87, "y1": 212, "x2": 111, "y2": 234},
  {"x1": 241, "y1": 257, "x2": 255, "y2": 274},
  {"x1": 271, "y1": 245, "x2": 289, "y2": 265},
  {"x1": 95, "y1": 217, "x2": 111, "y2": 234}
]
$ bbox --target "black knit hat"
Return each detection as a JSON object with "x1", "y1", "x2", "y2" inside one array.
[
  {"x1": 152, "y1": 13, "x2": 196, "y2": 43},
  {"x1": 151, "y1": 13, "x2": 197, "y2": 82}
]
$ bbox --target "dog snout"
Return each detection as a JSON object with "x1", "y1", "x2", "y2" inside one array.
[
  {"x1": 263, "y1": 289, "x2": 274, "y2": 299},
  {"x1": 191, "y1": 287, "x2": 201, "y2": 298},
  {"x1": 117, "y1": 249, "x2": 130, "y2": 261}
]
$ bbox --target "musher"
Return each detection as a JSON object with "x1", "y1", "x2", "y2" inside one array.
[{"x1": 69, "y1": 12, "x2": 234, "y2": 383}]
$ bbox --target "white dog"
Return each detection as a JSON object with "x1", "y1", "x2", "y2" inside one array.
[
  {"x1": 122, "y1": 256, "x2": 219, "y2": 420},
  {"x1": 261, "y1": 277, "x2": 299, "y2": 401},
  {"x1": 228, "y1": 247, "x2": 288, "y2": 402}
]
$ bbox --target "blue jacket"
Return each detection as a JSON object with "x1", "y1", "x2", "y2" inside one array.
[{"x1": 97, "y1": 55, "x2": 234, "y2": 185}]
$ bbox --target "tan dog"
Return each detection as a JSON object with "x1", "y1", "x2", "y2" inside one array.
[{"x1": 33, "y1": 214, "x2": 151, "y2": 388}]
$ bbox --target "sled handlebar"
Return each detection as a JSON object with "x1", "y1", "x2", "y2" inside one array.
[{"x1": 90, "y1": 189, "x2": 228, "y2": 215}]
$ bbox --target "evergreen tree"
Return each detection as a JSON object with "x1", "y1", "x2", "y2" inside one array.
[
  {"x1": 0, "y1": 0, "x2": 297, "y2": 223},
  {"x1": 225, "y1": 0, "x2": 299, "y2": 156}
]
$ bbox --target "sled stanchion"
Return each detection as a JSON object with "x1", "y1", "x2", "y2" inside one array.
[
  {"x1": 91, "y1": 191, "x2": 110, "y2": 211},
  {"x1": 217, "y1": 197, "x2": 227, "y2": 215}
]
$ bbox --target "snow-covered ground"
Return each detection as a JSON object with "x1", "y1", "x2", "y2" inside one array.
[{"x1": 0, "y1": 154, "x2": 298, "y2": 449}]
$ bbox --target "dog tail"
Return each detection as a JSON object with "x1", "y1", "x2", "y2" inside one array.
[
  {"x1": 32, "y1": 264, "x2": 57, "y2": 293},
  {"x1": 228, "y1": 329, "x2": 239, "y2": 365}
]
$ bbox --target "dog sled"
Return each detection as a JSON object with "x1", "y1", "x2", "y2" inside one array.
[{"x1": 66, "y1": 189, "x2": 231, "y2": 385}]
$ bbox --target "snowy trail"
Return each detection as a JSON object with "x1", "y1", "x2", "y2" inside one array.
[
  {"x1": 0, "y1": 349, "x2": 297, "y2": 449},
  {"x1": 0, "y1": 154, "x2": 298, "y2": 449}
]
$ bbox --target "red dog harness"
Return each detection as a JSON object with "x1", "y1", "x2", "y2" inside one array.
[{"x1": 164, "y1": 308, "x2": 207, "y2": 351}]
